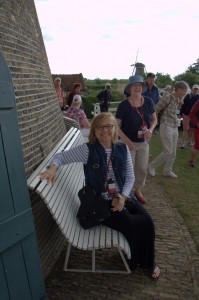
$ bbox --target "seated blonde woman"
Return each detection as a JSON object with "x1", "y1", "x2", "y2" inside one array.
[{"x1": 65, "y1": 94, "x2": 90, "y2": 137}]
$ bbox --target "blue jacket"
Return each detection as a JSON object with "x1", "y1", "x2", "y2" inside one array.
[
  {"x1": 142, "y1": 84, "x2": 160, "y2": 105},
  {"x1": 84, "y1": 141, "x2": 127, "y2": 196}
]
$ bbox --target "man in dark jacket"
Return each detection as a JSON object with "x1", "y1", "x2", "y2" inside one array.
[
  {"x1": 142, "y1": 72, "x2": 160, "y2": 105},
  {"x1": 97, "y1": 83, "x2": 112, "y2": 112}
]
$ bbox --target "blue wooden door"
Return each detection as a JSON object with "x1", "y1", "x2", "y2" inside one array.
[{"x1": 0, "y1": 52, "x2": 47, "y2": 299}]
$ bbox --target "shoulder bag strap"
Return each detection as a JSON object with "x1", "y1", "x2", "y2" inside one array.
[{"x1": 87, "y1": 144, "x2": 106, "y2": 193}]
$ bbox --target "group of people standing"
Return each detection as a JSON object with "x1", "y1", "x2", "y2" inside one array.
[
  {"x1": 53, "y1": 77, "x2": 90, "y2": 138},
  {"x1": 46, "y1": 73, "x2": 199, "y2": 280},
  {"x1": 53, "y1": 74, "x2": 199, "y2": 202}
]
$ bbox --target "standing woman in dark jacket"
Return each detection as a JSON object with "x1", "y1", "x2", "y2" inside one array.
[
  {"x1": 116, "y1": 75, "x2": 157, "y2": 204},
  {"x1": 67, "y1": 83, "x2": 81, "y2": 107},
  {"x1": 40, "y1": 112, "x2": 160, "y2": 279}
]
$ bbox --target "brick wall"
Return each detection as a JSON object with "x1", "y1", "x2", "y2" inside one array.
[
  {"x1": 0, "y1": 0, "x2": 66, "y2": 278},
  {"x1": 0, "y1": 0, "x2": 66, "y2": 177}
]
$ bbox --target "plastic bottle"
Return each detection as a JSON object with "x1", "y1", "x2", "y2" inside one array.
[{"x1": 143, "y1": 128, "x2": 150, "y2": 144}]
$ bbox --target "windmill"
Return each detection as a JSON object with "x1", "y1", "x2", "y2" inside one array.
[{"x1": 130, "y1": 48, "x2": 146, "y2": 76}]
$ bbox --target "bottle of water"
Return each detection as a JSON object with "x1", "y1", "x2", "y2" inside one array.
[{"x1": 143, "y1": 128, "x2": 150, "y2": 144}]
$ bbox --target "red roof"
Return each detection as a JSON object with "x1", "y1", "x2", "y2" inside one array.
[{"x1": 52, "y1": 73, "x2": 87, "y2": 92}]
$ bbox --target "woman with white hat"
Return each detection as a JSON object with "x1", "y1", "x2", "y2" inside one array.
[
  {"x1": 115, "y1": 75, "x2": 157, "y2": 204},
  {"x1": 65, "y1": 94, "x2": 90, "y2": 138}
]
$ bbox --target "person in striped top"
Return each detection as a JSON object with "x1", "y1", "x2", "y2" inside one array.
[{"x1": 40, "y1": 112, "x2": 160, "y2": 279}]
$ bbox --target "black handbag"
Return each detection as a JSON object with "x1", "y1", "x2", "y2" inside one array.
[
  {"x1": 77, "y1": 146, "x2": 111, "y2": 229},
  {"x1": 77, "y1": 185, "x2": 111, "y2": 229}
]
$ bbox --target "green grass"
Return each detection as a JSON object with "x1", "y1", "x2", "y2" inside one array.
[{"x1": 149, "y1": 131, "x2": 199, "y2": 250}]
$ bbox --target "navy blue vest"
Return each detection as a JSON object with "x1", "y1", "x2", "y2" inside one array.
[{"x1": 84, "y1": 141, "x2": 127, "y2": 196}]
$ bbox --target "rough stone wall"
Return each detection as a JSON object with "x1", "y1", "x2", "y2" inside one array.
[{"x1": 0, "y1": 0, "x2": 66, "y2": 177}]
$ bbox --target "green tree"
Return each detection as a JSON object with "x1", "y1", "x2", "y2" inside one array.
[
  {"x1": 154, "y1": 73, "x2": 174, "y2": 88},
  {"x1": 187, "y1": 58, "x2": 199, "y2": 74},
  {"x1": 174, "y1": 71, "x2": 199, "y2": 88}
]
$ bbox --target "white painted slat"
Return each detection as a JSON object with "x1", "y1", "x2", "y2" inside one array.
[
  {"x1": 60, "y1": 166, "x2": 83, "y2": 234},
  {"x1": 118, "y1": 232, "x2": 125, "y2": 253},
  {"x1": 124, "y1": 237, "x2": 131, "y2": 259},
  {"x1": 112, "y1": 230, "x2": 119, "y2": 247},
  {"x1": 105, "y1": 227, "x2": 112, "y2": 248},
  {"x1": 93, "y1": 227, "x2": 100, "y2": 249},
  {"x1": 63, "y1": 116, "x2": 79, "y2": 130},
  {"x1": 69, "y1": 225, "x2": 80, "y2": 247},
  {"x1": 88, "y1": 228, "x2": 95, "y2": 250},
  {"x1": 63, "y1": 179, "x2": 81, "y2": 241},
  {"x1": 99, "y1": 226, "x2": 106, "y2": 249},
  {"x1": 82, "y1": 229, "x2": 90, "y2": 250},
  {"x1": 77, "y1": 227, "x2": 86, "y2": 249},
  {"x1": 27, "y1": 128, "x2": 78, "y2": 188},
  {"x1": 28, "y1": 128, "x2": 84, "y2": 191},
  {"x1": 50, "y1": 166, "x2": 75, "y2": 220}
]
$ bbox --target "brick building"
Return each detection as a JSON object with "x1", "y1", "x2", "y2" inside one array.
[
  {"x1": 0, "y1": 0, "x2": 66, "y2": 178},
  {"x1": 52, "y1": 73, "x2": 87, "y2": 93},
  {"x1": 0, "y1": 0, "x2": 70, "y2": 277}
]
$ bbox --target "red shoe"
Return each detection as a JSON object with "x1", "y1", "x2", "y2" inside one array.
[
  {"x1": 188, "y1": 160, "x2": 195, "y2": 167},
  {"x1": 134, "y1": 192, "x2": 146, "y2": 204}
]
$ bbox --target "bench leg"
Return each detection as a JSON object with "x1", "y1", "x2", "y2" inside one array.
[
  {"x1": 118, "y1": 247, "x2": 131, "y2": 273},
  {"x1": 92, "y1": 250, "x2": 95, "y2": 272},
  {"x1": 63, "y1": 244, "x2": 131, "y2": 273},
  {"x1": 63, "y1": 242, "x2": 72, "y2": 271}
]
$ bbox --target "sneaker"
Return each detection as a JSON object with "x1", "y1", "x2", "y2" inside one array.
[
  {"x1": 188, "y1": 160, "x2": 195, "y2": 167},
  {"x1": 180, "y1": 144, "x2": 185, "y2": 149},
  {"x1": 163, "y1": 171, "x2": 178, "y2": 178},
  {"x1": 148, "y1": 164, "x2": 156, "y2": 177},
  {"x1": 188, "y1": 141, "x2": 194, "y2": 146}
]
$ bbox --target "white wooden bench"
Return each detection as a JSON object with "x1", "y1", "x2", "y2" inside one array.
[
  {"x1": 63, "y1": 116, "x2": 80, "y2": 131},
  {"x1": 27, "y1": 127, "x2": 131, "y2": 273}
]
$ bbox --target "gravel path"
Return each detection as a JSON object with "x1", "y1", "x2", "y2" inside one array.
[{"x1": 45, "y1": 175, "x2": 199, "y2": 300}]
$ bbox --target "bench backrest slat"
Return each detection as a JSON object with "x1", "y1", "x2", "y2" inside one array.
[
  {"x1": 63, "y1": 116, "x2": 79, "y2": 131},
  {"x1": 28, "y1": 128, "x2": 82, "y2": 189}
]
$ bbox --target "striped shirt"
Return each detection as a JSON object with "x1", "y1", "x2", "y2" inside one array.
[{"x1": 51, "y1": 143, "x2": 135, "y2": 197}]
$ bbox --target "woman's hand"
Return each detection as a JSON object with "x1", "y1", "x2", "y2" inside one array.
[
  {"x1": 111, "y1": 195, "x2": 126, "y2": 212},
  {"x1": 144, "y1": 129, "x2": 152, "y2": 141},
  {"x1": 39, "y1": 165, "x2": 57, "y2": 185}
]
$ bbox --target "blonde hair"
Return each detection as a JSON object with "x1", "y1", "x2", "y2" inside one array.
[{"x1": 88, "y1": 112, "x2": 118, "y2": 143}]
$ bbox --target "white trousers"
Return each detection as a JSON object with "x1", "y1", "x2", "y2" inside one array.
[
  {"x1": 150, "y1": 123, "x2": 178, "y2": 173},
  {"x1": 130, "y1": 142, "x2": 149, "y2": 189}
]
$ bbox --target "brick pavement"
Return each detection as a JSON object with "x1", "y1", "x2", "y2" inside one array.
[{"x1": 45, "y1": 176, "x2": 199, "y2": 300}]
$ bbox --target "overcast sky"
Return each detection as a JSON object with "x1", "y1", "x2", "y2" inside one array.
[{"x1": 34, "y1": 0, "x2": 199, "y2": 79}]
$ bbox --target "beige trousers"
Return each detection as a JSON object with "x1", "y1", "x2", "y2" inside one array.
[
  {"x1": 129, "y1": 142, "x2": 149, "y2": 189},
  {"x1": 149, "y1": 123, "x2": 178, "y2": 173}
]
